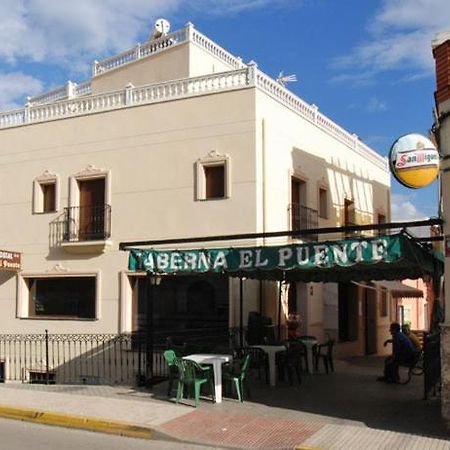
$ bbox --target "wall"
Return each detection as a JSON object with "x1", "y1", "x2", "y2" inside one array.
[
  {"x1": 252, "y1": 88, "x2": 390, "y2": 355},
  {"x1": 91, "y1": 44, "x2": 190, "y2": 95},
  {"x1": 0, "y1": 87, "x2": 257, "y2": 334},
  {"x1": 91, "y1": 40, "x2": 237, "y2": 96}
]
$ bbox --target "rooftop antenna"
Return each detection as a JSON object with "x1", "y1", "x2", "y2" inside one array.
[
  {"x1": 276, "y1": 70, "x2": 298, "y2": 87},
  {"x1": 150, "y1": 18, "x2": 170, "y2": 40}
]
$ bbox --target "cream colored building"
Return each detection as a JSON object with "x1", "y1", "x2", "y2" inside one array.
[{"x1": 0, "y1": 21, "x2": 391, "y2": 359}]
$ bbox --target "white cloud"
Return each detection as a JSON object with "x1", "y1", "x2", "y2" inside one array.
[
  {"x1": 0, "y1": 0, "x2": 181, "y2": 68},
  {"x1": 0, "y1": 0, "x2": 292, "y2": 72},
  {"x1": 366, "y1": 97, "x2": 388, "y2": 113},
  {"x1": 0, "y1": 0, "x2": 293, "y2": 108},
  {"x1": 332, "y1": 0, "x2": 450, "y2": 82},
  {"x1": 329, "y1": 71, "x2": 376, "y2": 87},
  {"x1": 0, "y1": 72, "x2": 43, "y2": 110},
  {"x1": 362, "y1": 134, "x2": 391, "y2": 149},
  {"x1": 391, "y1": 193, "x2": 428, "y2": 221},
  {"x1": 189, "y1": 0, "x2": 291, "y2": 15},
  {"x1": 391, "y1": 193, "x2": 430, "y2": 237}
]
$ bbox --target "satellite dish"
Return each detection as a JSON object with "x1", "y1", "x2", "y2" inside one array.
[
  {"x1": 276, "y1": 70, "x2": 298, "y2": 87},
  {"x1": 150, "y1": 18, "x2": 170, "y2": 40}
]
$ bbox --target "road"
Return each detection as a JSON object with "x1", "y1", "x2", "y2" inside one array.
[{"x1": 0, "y1": 418, "x2": 222, "y2": 450}]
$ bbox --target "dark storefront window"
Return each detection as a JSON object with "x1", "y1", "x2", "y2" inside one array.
[
  {"x1": 132, "y1": 274, "x2": 229, "y2": 336},
  {"x1": 29, "y1": 277, "x2": 96, "y2": 319}
]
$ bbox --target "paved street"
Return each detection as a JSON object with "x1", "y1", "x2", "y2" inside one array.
[
  {"x1": 0, "y1": 356, "x2": 448, "y2": 449},
  {"x1": 0, "y1": 418, "x2": 223, "y2": 450}
]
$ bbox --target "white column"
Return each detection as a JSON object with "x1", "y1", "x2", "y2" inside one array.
[
  {"x1": 247, "y1": 61, "x2": 258, "y2": 86},
  {"x1": 66, "y1": 81, "x2": 76, "y2": 99},
  {"x1": 125, "y1": 83, "x2": 134, "y2": 106}
]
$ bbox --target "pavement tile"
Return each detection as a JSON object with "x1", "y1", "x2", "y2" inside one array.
[
  {"x1": 302, "y1": 423, "x2": 450, "y2": 450},
  {"x1": 0, "y1": 358, "x2": 449, "y2": 449},
  {"x1": 160, "y1": 410, "x2": 324, "y2": 449}
]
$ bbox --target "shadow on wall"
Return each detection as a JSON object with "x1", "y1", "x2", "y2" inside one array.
[
  {"x1": 0, "y1": 271, "x2": 16, "y2": 286},
  {"x1": 290, "y1": 147, "x2": 389, "y2": 241}
]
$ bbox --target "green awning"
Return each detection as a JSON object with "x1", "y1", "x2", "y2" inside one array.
[{"x1": 128, "y1": 232, "x2": 442, "y2": 283}]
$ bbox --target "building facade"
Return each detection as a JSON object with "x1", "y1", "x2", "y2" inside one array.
[
  {"x1": 432, "y1": 32, "x2": 450, "y2": 423},
  {"x1": 0, "y1": 21, "x2": 391, "y2": 371}
]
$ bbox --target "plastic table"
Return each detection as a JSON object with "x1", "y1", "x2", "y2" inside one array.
[
  {"x1": 183, "y1": 353, "x2": 232, "y2": 403},
  {"x1": 251, "y1": 345, "x2": 286, "y2": 386}
]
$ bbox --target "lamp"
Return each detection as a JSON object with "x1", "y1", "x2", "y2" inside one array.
[{"x1": 150, "y1": 275, "x2": 162, "y2": 286}]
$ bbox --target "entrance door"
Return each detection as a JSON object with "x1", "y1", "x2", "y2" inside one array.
[
  {"x1": 364, "y1": 287, "x2": 377, "y2": 355},
  {"x1": 79, "y1": 178, "x2": 105, "y2": 240}
]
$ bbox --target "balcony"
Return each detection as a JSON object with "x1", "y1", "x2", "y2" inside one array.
[
  {"x1": 61, "y1": 205, "x2": 112, "y2": 254},
  {"x1": 290, "y1": 203, "x2": 318, "y2": 241}
]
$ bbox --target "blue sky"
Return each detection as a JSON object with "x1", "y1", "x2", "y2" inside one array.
[{"x1": 0, "y1": 0, "x2": 447, "y2": 224}]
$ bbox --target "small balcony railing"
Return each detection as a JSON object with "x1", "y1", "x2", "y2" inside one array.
[
  {"x1": 290, "y1": 203, "x2": 318, "y2": 240},
  {"x1": 63, "y1": 204, "x2": 111, "y2": 242}
]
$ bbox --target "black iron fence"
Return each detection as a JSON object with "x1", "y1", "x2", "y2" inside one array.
[
  {"x1": 0, "y1": 328, "x2": 229, "y2": 386},
  {"x1": 0, "y1": 331, "x2": 146, "y2": 385}
]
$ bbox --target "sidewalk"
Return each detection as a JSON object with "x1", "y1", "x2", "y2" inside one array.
[{"x1": 0, "y1": 358, "x2": 448, "y2": 449}]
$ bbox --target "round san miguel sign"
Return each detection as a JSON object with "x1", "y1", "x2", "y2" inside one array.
[{"x1": 389, "y1": 133, "x2": 440, "y2": 189}]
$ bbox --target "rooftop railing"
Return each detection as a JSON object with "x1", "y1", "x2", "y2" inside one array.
[
  {"x1": 0, "y1": 65, "x2": 387, "y2": 170},
  {"x1": 92, "y1": 23, "x2": 245, "y2": 76},
  {"x1": 28, "y1": 81, "x2": 92, "y2": 106},
  {"x1": 27, "y1": 22, "x2": 244, "y2": 107}
]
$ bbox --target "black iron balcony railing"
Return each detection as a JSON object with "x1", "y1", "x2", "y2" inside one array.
[
  {"x1": 290, "y1": 203, "x2": 318, "y2": 240},
  {"x1": 63, "y1": 204, "x2": 111, "y2": 242}
]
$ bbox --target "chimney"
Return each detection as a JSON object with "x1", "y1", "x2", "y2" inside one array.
[{"x1": 433, "y1": 32, "x2": 450, "y2": 105}]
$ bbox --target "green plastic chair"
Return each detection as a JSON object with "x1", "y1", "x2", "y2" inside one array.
[
  {"x1": 163, "y1": 350, "x2": 180, "y2": 397},
  {"x1": 176, "y1": 359, "x2": 215, "y2": 407},
  {"x1": 223, "y1": 353, "x2": 251, "y2": 402}
]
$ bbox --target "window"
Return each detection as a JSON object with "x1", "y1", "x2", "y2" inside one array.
[
  {"x1": 33, "y1": 171, "x2": 59, "y2": 214},
  {"x1": 402, "y1": 306, "x2": 412, "y2": 325},
  {"x1": 196, "y1": 151, "x2": 231, "y2": 200},
  {"x1": 344, "y1": 199, "x2": 355, "y2": 226},
  {"x1": 42, "y1": 183, "x2": 56, "y2": 213},
  {"x1": 204, "y1": 165, "x2": 225, "y2": 199},
  {"x1": 29, "y1": 276, "x2": 96, "y2": 319},
  {"x1": 318, "y1": 187, "x2": 328, "y2": 219},
  {"x1": 21, "y1": 275, "x2": 97, "y2": 319},
  {"x1": 67, "y1": 166, "x2": 111, "y2": 242}
]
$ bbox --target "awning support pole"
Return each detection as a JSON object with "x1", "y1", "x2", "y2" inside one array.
[
  {"x1": 145, "y1": 273, "x2": 154, "y2": 387},
  {"x1": 278, "y1": 280, "x2": 282, "y2": 341},
  {"x1": 259, "y1": 280, "x2": 263, "y2": 313},
  {"x1": 239, "y1": 277, "x2": 244, "y2": 348}
]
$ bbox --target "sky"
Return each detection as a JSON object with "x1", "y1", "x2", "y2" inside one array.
[{"x1": 0, "y1": 0, "x2": 447, "y2": 225}]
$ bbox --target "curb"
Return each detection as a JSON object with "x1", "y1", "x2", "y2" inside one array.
[{"x1": 0, "y1": 404, "x2": 154, "y2": 439}]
